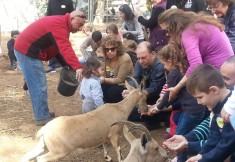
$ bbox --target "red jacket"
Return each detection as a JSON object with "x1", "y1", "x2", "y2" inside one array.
[{"x1": 14, "y1": 13, "x2": 82, "y2": 70}]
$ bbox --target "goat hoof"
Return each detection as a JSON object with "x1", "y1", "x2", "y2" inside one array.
[{"x1": 104, "y1": 155, "x2": 112, "y2": 162}]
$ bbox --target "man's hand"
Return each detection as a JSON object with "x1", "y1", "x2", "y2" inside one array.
[
  {"x1": 147, "y1": 105, "x2": 160, "y2": 116},
  {"x1": 122, "y1": 89, "x2": 130, "y2": 98},
  {"x1": 221, "y1": 108, "x2": 230, "y2": 123},
  {"x1": 76, "y1": 68, "x2": 83, "y2": 81},
  {"x1": 163, "y1": 135, "x2": 188, "y2": 154},
  {"x1": 186, "y1": 154, "x2": 202, "y2": 162}
]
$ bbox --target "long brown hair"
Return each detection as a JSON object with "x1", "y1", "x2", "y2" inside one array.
[{"x1": 158, "y1": 9, "x2": 224, "y2": 50}]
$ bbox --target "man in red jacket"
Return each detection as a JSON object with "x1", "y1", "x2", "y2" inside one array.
[{"x1": 14, "y1": 10, "x2": 86, "y2": 126}]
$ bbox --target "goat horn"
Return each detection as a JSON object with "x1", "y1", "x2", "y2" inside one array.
[
  {"x1": 129, "y1": 125, "x2": 152, "y2": 141},
  {"x1": 111, "y1": 121, "x2": 152, "y2": 140},
  {"x1": 111, "y1": 120, "x2": 137, "y2": 127},
  {"x1": 126, "y1": 76, "x2": 139, "y2": 88},
  {"x1": 140, "y1": 75, "x2": 147, "y2": 89}
]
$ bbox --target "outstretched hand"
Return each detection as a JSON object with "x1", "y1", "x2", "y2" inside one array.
[
  {"x1": 163, "y1": 135, "x2": 188, "y2": 154},
  {"x1": 147, "y1": 105, "x2": 160, "y2": 116},
  {"x1": 186, "y1": 154, "x2": 202, "y2": 162}
]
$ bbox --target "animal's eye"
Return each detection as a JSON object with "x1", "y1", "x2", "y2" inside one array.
[{"x1": 155, "y1": 146, "x2": 159, "y2": 150}]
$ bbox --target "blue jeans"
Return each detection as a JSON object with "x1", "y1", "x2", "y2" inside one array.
[
  {"x1": 14, "y1": 49, "x2": 51, "y2": 121},
  {"x1": 176, "y1": 111, "x2": 205, "y2": 162}
]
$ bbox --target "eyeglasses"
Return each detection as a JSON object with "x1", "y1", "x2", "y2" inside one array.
[
  {"x1": 207, "y1": 2, "x2": 222, "y2": 10},
  {"x1": 104, "y1": 47, "x2": 116, "y2": 52},
  {"x1": 74, "y1": 14, "x2": 86, "y2": 19}
]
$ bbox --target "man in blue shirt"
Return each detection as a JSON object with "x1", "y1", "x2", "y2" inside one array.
[{"x1": 124, "y1": 41, "x2": 169, "y2": 130}]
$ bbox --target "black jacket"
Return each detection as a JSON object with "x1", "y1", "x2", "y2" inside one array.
[
  {"x1": 46, "y1": 0, "x2": 74, "y2": 16},
  {"x1": 166, "y1": 0, "x2": 208, "y2": 12}
]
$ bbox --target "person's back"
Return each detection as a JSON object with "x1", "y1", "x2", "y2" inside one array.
[
  {"x1": 80, "y1": 56, "x2": 105, "y2": 113},
  {"x1": 13, "y1": 10, "x2": 86, "y2": 126},
  {"x1": 182, "y1": 23, "x2": 233, "y2": 76},
  {"x1": 47, "y1": 0, "x2": 74, "y2": 16},
  {"x1": 45, "y1": 0, "x2": 75, "y2": 73},
  {"x1": 138, "y1": 0, "x2": 168, "y2": 49},
  {"x1": 166, "y1": 0, "x2": 208, "y2": 12},
  {"x1": 14, "y1": 15, "x2": 72, "y2": 62},
  {"x1": 80, "y1": 31, "x2": 105, "y2": 56}
]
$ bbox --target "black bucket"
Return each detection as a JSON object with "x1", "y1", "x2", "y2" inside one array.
[{"x1": 57, "y1": 67, "x2": 79, "y2": 96}]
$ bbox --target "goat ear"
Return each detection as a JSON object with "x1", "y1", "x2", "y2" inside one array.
[
  {"x1": 125, "y1": 80, "x2": 135, "y2": 91},
  {"x1": 140, "y1": 132, "x2": 148, "y2": 153}
]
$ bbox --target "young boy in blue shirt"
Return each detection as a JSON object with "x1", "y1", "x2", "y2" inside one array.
[
  {"x1": 187, "y1": 64, "x2": 235, "y2": 162},
  {"x1": 164, "y1": 64, "x2": 235, "y2": 162}
]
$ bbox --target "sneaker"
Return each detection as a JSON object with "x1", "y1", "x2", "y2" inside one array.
[
  {"x1": 49, "y1": 112, "x2": 55, "y2": 118},
  {"x1": 45, "y1": 66, "x2": 56, "y2": 73},
  {"x1": 35, "y1": 112, "x2": 55, "y2": 126}
]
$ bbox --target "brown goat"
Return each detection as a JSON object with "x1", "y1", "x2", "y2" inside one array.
[
  {"x1": 21, "y1": 78, "x2": 148, "y2": 162},
  {"x1": 112, "y1": 121, "x2": 168, "y2": 162}
]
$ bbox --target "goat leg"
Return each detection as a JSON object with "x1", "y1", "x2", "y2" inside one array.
[
  {"x1": 36, "y1": 151, "x2": 69, "y2": 162},
  {"x1": 21, "y1": 137, "x2": 46, "y2": 162},
  {"x1": 103, "y1": 143, "x2": 112, "y2": 162},
  {"x1": 108, "y1": 125, "x2": 123, "y2": 162}
]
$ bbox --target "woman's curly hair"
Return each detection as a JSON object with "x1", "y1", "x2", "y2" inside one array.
[{"x1": 101, "y1": 35, "x2": 124, "y2": 58}]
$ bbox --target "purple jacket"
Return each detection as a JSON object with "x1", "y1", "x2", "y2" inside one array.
[
  {"x1": 138, "y1": 1, "x2": 168, "y2": 49},
  {"x1": 182, "y1": 23, "x2": 233, "y2": 77}
]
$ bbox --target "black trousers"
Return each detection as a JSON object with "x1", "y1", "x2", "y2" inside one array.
[{"x1": 101, "y1": 84, "x2": 126, "y2": 103}]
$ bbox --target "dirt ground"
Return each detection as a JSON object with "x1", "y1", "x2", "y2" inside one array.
[{"x1": 0, "y1": 32, "x2": 173, "y2": 162}]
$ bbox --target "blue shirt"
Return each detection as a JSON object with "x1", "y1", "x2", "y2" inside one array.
[
  {"x1": 132, "y1": 58, "x2": 166, "y2": 103},
  {"x1": 199, "y1": 91, "x2": 235, "y2": 162},
  {"x1": 79, "y1": 75, "x2": 104, "y2": 107}
]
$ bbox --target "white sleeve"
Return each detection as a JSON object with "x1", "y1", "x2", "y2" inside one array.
[{"x1": 224, "y1": 86, "x2": 235, "y2": 116}]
